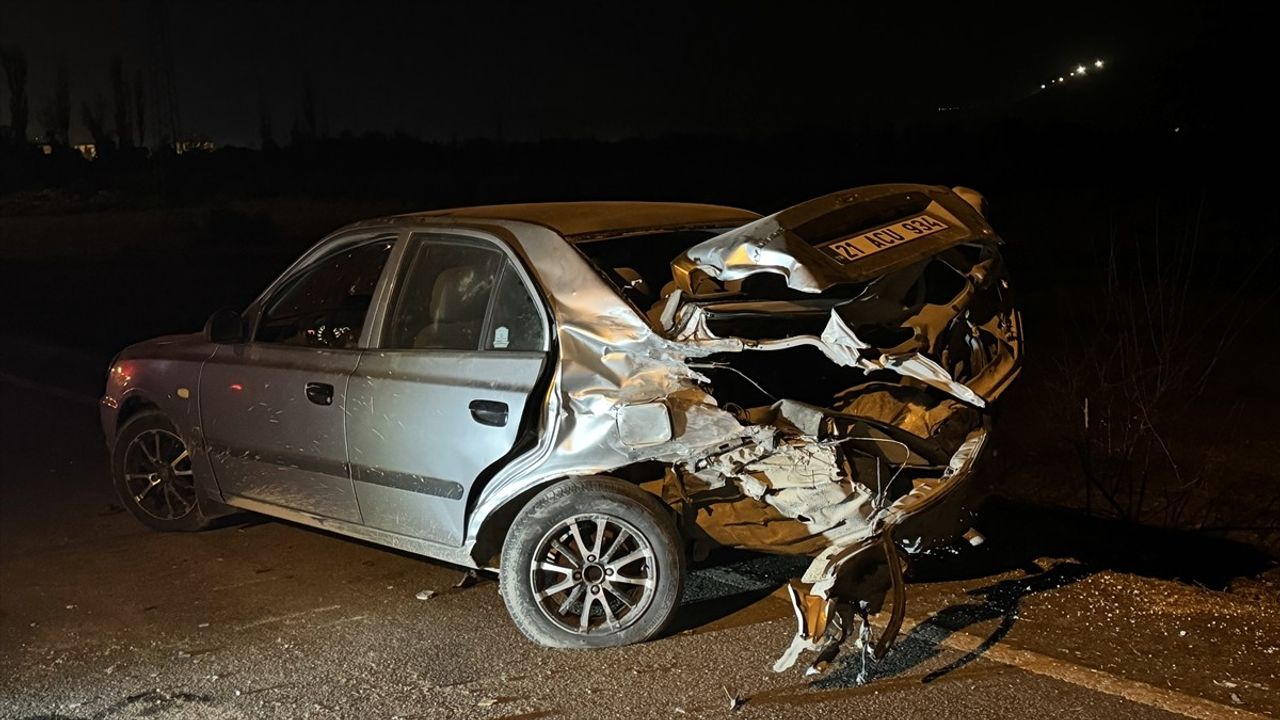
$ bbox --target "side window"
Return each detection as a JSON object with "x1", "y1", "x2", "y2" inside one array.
[
  {"x1": 255, "y1": 240, "x2": 393, "y2": 348},
  {"x1": 486, "y1": 264, "x2": 546, "y2": 351},
  {"x1": 383, "y1": 241, "x2": 501, "y2": 350}
]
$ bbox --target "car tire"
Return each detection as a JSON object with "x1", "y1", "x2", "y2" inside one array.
[
  {"x1": 499, "y1": 476, "x2": 685, "y2": 649},
  {"x1": 111, "y1": 410, "x2": 211, "y2": 532}
]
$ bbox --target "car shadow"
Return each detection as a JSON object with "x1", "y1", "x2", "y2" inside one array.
[
  {"x1": 812, "y1": 497, "x2": 1275, "y2": 687},
  {"x1": 816, "y1": 559, "x2": 1093, "y2": 687},
  {"x1": 909, "y1": 497, "x2": 1276, "y2": 590},
  {"x1": 667, "y1": 549, "x2": 808, "y2": 636}
]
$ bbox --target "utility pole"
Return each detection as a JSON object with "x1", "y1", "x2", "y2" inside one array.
[{"x1": 144, "y1": 0, "x2": 181, "y2": 148}]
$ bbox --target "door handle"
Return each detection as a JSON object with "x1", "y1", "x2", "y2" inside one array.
[
  {"x1": 305, "y1": 382, "x2": 334, "y2": 406},
  {"x1": 469, "y1": 399, "x2": 508, "y2": 427}
]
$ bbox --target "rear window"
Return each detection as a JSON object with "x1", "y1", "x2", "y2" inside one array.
[{"x1": 574, "y1": 228, "x2": 737, "y2": 308}]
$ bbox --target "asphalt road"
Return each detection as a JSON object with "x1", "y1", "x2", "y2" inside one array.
[{"x1": 2, "y1": 358, "x2": 1279, "y2": 719}]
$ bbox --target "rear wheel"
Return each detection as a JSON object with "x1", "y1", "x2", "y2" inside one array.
[
  {"x1": 111, "y1": 410, "x2": 210, "y2": 532},
  {"x1": 499, "y1": 477, "x2": 685, "y2": 648}
]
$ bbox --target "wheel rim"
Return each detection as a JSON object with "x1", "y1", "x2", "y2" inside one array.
[
  {"x1": 122, "y1": 428, "x2": 197, "y2": 521},
  {"x1": 529, "y1": 513, "x2": 658, "y2": 636}
]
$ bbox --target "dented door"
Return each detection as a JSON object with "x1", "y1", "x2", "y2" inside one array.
[{"x1": 346, "y1": 233, "x2": 549, "y2": 546}]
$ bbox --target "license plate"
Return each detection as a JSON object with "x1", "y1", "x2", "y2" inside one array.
[{"x1": 820, "y1": 214, "x2": 950, "y2": 263}]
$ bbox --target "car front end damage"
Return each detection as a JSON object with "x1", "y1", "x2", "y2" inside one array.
[{"x1": 556, "y1": 184, "x2": 1022, "y2": 674}]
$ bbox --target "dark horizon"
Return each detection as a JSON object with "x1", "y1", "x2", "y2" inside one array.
[{"x1": 0, "y1": 0, "x2": 1227, "y2": 147}]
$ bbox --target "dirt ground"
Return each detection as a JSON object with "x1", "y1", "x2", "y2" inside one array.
[
  {"x1": 2, "y1": 198, "x2": 1278, "y2": 718},
  {"x1": 3, "y1": 380, "x2": 1279, "y2": 719}
]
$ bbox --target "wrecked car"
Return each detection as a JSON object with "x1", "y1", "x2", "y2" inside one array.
[{"x1": 101, "y1": 185, "x2": 1022, "y2": 673}]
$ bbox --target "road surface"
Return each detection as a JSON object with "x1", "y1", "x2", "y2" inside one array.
[{"x1": 2, "y1": 346, "x2": 1278, "y2": 719}]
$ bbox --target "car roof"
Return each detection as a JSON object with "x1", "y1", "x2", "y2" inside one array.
[{"x1": 395, "y1": 201, "x2": 760, "y2": 240}]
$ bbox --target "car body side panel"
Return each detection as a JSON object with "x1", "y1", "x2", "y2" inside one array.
[
  {"x1": 346, "y1": 350, "x2": 545, "y2": 545},
  {"x1": 450, "y1": 220, "x2": 729, "y2": 547},
  {"x1": 101, "y1": 333, "x2": 223, "y2": 504},
  {"x1": 198, "y1": 343, "x2": 362, "y2": 522},
  {"x1": 228, "y1": 494, "x2": 480, "y2": 568}
]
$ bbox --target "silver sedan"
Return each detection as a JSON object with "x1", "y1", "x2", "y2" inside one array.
[{"x1": 101, "y1": 185, "x2": 1022, "y2": 673}]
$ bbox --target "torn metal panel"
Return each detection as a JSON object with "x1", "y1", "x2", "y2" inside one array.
[
  {"x1": 817, "y1": 310, "x2": 989, "y2": 407},
  {"x1": 669, "y1": 303, "x2": 992, "y2": 407},
  {"x1": 834, "y1": 383, "x2": 979, "y2": 458},
  {"x1": 674, "y1": 184, "x2": 999, "y2": 294},
  {"x1": 768, "y1": 428, "x2": 989, "y2": 674}
]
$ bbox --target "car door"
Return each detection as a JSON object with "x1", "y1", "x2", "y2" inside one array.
[
  {"x1": 346, "y1": 232, "x2": 549, "y2": 545},
  {"x1": 199, "y1": 236, "x2": 396, "y2": 522}
]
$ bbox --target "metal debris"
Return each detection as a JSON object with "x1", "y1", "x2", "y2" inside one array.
[{"x1": 723, "y1": 685, "x2": 745, "y2": 711}]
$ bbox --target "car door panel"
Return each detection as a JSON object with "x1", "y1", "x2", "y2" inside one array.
[
  {"x1": 197, "y1": 236, "x2": 397, "y2": 523},
  {"x1": 343, "y1": 233, "x2": 551, "y2": 546},
  {"x1": 346, "y1": 351, "x2": 544, "y2": 544},
  {"x1": 200, "y1": 344, "x2": 362, "y2": 522}
]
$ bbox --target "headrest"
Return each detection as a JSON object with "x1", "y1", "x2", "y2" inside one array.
[{"x1": 429, "y1": 265, "x2": 492, "y2": 324}]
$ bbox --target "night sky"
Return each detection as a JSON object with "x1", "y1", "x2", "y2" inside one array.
[{"x1": 0, "y1": 1, "x2": 1221, "y2": 146}]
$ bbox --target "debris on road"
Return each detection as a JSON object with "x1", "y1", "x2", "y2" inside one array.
[
  {"x1": 723, "y1": 685, "x2": 745, "y2": 711},
  {"x1": 415, "y1": 590, "x2": 436, "y2": 601},
  {"x1": 454, "y1": 570, "x2": 479, "y2": 589}
]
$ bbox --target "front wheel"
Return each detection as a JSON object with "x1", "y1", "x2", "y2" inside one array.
[
  {"x1": 111, "y1": 410, "x2": 211, "y2": 532},
  {"x1": 499, "y1": 477, "x2": 685, "y2": 649}
]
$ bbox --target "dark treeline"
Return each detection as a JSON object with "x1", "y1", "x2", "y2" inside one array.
[
  {"x1": 0, "y1": 33, "x2": 1261, "y2": 217},
  {"x1": 0, "y1": 116, "x2": 1245, "y2": 223}
]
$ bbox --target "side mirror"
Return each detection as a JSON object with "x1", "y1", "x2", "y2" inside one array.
[{"x1": 204, "y1": 308, "x2": 246, "y2": 344}]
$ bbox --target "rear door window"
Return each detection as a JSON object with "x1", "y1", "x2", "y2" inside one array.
[
  {"x1": 381, "y1": 236, "x2": 547, "y2": 352},
  {"x1": 486, "y1": 263, "x2": 546, "y2": 351},
  {"x1": 383, "y1": 241, "x2": 501, "y2": 350}
]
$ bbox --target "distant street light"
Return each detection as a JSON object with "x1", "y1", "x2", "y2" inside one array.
[{"x1": 1043, "y1": 60, "x2": 1105, "y2": 90}]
